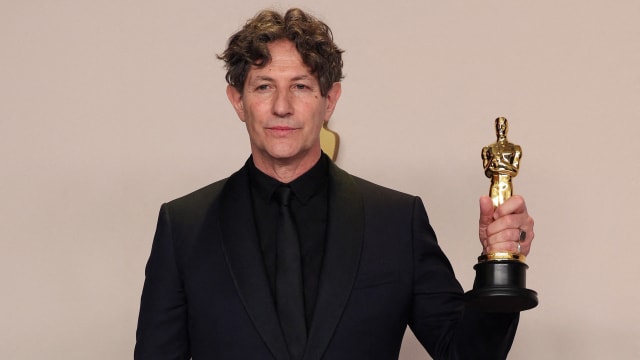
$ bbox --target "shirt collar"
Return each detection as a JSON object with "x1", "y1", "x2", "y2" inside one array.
[{"x1": 248, "y1": 153, "x2": 329, "y2": 205}]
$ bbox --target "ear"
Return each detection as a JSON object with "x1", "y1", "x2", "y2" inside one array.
[
  {"x1": 226, "y1": 85, "x2": 246, "y2": 122},
  {"x1": 323, "y1": 82, "x2": 342, "y2": 123}
]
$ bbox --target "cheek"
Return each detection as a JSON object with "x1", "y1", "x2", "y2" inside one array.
[
  {"x1": 242, "y1": 107, "x2": 263, "y2": 126},
  {"x1": 241, "y1": 111, "x2": 259, "y2": 135},
  {"x1": 318, "y1": 106, "x2": 331, "y2": 124}
]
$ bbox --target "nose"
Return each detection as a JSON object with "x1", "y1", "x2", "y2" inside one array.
[{"x1": 272, "y1": 89, "x2": 293, "y2": 117}]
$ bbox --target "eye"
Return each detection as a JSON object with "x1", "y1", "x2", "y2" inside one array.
[
  {"x1": 293, "y1": 83, "x2": 309, "y2": 90},
  {"x1": 256, "y1": 84, "x2": 270, "y2": 91}
]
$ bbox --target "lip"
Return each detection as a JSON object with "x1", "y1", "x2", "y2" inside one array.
[
  {"x1": 268, "y1": 126, "x2": 296, "y2": 131},
  {"x1": 266, "y1": 126, "x2": 299, "y2": 136}
]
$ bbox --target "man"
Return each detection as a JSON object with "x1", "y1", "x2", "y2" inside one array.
[{"x1": 135, "y1": 8, "x2": 535, "y2": 360}]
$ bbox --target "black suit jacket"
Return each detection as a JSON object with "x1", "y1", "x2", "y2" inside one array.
[{"x1": 135, "y1": 160, "x2": 518, "y2": 360}]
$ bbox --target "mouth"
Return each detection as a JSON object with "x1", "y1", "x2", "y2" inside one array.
[{"x1": 266, "y1": 125, "x2": 299, "y2": 136}]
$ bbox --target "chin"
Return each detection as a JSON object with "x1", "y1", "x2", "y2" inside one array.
[
  {"x1": 267, "y1": 146, "x2": 312, "y2": 162},
  {"x1": 270, "y1": 151, "x2": 303, "y2": 161}
]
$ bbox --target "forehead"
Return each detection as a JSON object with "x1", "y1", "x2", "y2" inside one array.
[
  {"x1": 247, "y1": 40, "x2": 315, "y2": 80},
  {"x1": 267, "y1": 40, "x2": 301, "y2": 62}
]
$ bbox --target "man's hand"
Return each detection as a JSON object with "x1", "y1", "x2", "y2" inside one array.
[{"x1": 478, "y1": 195, "x2": 534, "y2": 256}]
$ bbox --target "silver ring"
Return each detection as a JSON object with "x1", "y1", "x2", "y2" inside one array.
[
  {"x1": 519, "y1": 229, "x2": 527, "y2": 242},
  {"x1": 516, "y1": 242, "x2": 521, "y2": 254}
]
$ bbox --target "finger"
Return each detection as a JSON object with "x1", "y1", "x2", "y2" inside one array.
[
  {"x1": 486, "y1": 212, "x2": 530, "y2": 237},
  {"x1": 485, "y1": 227, "x2": 533, "y2": 256},
  {"x1": 493, "y1": 195, "x2": 527, "y2": 219},
  {"x1": 519, "y1": 227, "x2": 535, "y2": 255},
  {"x1": 484, "y1": 240, "x2": 527, "y2": 255},
  {"x1": 485, "y1": 239, "x2": 531, "y2": 256},
  {"x1": 486, "y1": 228, "x2": 523, "y2": 244}
]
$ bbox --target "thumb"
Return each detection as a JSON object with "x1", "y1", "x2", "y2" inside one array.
[{"x1": 479, "y1": 196, "x2": 494, "y2": 228}]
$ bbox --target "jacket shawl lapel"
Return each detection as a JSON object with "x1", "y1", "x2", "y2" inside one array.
[
  {"x1": 219, "y1": 165, "x2": 291, "y2": 360},
  {"x1": 303, "y1": 162, "x2": 365, "y2": 360}
]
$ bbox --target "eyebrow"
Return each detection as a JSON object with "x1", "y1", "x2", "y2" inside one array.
[{"x1": 251, "y1": 74, "x2": 313, "y2": 82}]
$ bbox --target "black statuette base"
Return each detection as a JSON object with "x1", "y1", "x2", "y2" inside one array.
[{"x1": 465, "y1": 260, "x2": 538, "y2": 312}]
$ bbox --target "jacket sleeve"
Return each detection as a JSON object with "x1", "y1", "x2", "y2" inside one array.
[
  {"x1": 408, "y1": 197, "x2": 519, "y2": 360},
  {"x1": 134, "y1": 205, "x2": 190, "y2": 360}
]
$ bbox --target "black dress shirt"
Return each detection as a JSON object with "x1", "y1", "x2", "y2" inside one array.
[{"x1": 248, "y1": 153, "x2": 329, "y2": 326}]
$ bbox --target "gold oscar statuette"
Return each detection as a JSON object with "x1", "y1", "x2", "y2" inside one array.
[
  {"x1": 465, "y1": 117, "x2": 538, "y2": 312},
  {"x1": 320, "y1": 123, "x2": 339, "y2": 161}
]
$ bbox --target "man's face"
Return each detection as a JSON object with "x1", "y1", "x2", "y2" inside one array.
[{"x1": 227, "y1": 40, "x2": 341, "y2": 171}]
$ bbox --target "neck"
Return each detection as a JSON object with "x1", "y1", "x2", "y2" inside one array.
[{"x1": 252, "y1": 150, "x2": 322, "y2": 183}]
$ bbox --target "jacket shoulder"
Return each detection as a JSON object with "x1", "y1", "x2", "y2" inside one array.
[
  {"x1": 330, "y1": 161, "x2": 416, "y2": 203},
  {"x1": 166, "y1": 178, "x2": 229, "y2": 211},
  {"x1": 351, "y1": 175, "x2": 417, "y2": 205}
]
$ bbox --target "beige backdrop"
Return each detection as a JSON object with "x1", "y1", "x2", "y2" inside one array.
[{"x1": 2, "y1": 1, "x2": 639, "y2": 359}]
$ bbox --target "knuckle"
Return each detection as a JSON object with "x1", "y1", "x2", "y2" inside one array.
[
  {"x1": 495, "y1": 232, "x2": 510, "y2": 243},
  {"x1": 503, "y1": 216, "x2": 517, "y2": 228}
]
